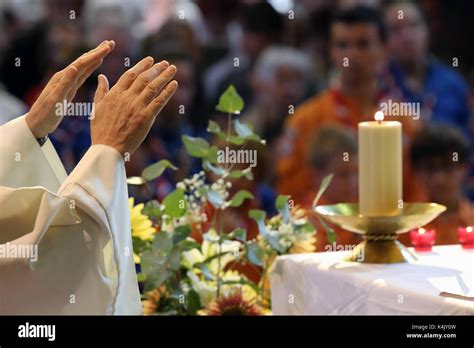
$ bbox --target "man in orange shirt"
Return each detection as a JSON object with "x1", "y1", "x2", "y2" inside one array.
[{"x1": 277, "y1": 6, "x2": 419, "y2": 205}]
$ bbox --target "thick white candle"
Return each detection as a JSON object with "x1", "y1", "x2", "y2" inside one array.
[{"x1": 358, "y1": 112, "x2": 402, "y2": 216}]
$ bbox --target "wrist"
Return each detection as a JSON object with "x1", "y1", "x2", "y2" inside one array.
[{"x1": 25, "y1": 113, "x2": 48, "y2": 138}]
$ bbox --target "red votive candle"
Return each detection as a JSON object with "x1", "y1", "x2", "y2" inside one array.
[
  {"x1": 458, "y1": 226, "x2": 474, "y2": 249},
  {"x1": 410, "y1": 228, "x2": 435, "y2": 252}
]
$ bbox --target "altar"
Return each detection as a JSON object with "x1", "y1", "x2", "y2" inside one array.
[{"x1": 270, "y1": 245, "x2": 474, "y2": 315}]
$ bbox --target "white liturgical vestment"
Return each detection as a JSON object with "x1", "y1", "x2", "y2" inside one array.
[{"x1": 0, "y1": 115, "x2": 142, "y2": 314}]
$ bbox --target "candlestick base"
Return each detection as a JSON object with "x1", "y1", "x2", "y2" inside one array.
[{"x1": 315, "y1": 203, "x2": 446, "y2": 264}]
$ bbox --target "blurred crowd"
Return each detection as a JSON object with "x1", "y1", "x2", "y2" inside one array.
[{"x1": 1, "y1": 0, "x2": 473, "y2": 248}]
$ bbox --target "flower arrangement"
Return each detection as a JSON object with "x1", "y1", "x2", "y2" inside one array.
[{"x1": 128, "y1": 85, "x2": 333, "y2": 315}]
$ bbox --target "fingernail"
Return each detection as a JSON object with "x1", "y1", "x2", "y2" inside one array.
[{"x1": 168, "y1": 65, "x2": 177, "y2": 72}]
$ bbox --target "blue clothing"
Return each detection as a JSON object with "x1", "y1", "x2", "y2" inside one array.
[{"x1": 388, "y1": 57, "x2": 470, "y2": 132}]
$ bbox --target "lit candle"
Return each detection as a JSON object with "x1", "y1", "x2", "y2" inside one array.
[
  {"x1": 358, "y1": 111, "x2": 402, "y2": 216},
  {"x1": 458, "y1": 226, "x2": 474, "y2": 249},
  {"x1": 410, "y1": 228, "x2": 436, "y2": 252}
]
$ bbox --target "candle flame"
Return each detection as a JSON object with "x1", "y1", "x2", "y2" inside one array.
[
  {"x1": 374, "y1": 111, "x2": 384, "y2": 122},
  {"x1": 467, "y1": 226, "x2": 473, "y2": 233},
  {"x1": 418, "y1": 228, "x2": 426, "y2": 235}
]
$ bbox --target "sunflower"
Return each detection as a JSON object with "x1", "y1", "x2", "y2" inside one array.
[
  {"x1": 142, "y1": 286, "x2": 166, "y2": 315},
  {"x1": 198, "y1": 291, "x2": 264, "y2": 316},
  {"x1": 129, "y1": 197, "x2": 156, "y2": 263},
  {"x1": 290, "y1": 236, "x2": 317, "y2": 254}
]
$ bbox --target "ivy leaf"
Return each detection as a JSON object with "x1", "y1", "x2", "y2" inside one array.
[
  {"x1": 229, "y1": 190, "x2": 254, "y2": 207},
  {"x1": 182, "y1": 135, "x2": 210, "y2": 158},
  {"x1": 312, "y1": 174, "x2": 334, "y2": 209},
  {"x1": 215, "y1": 85, "x2": 244, "y2": 114},
  {"x1": 162, "y1": 189, "x2": 187, "y2": 218},
  {"x1": 141, "y1": 160, "x2": 177, "y2": 181}
]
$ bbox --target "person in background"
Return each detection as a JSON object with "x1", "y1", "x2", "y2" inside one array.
[
  {"x1": 305, "y1": 126, "x2": 361, "y2": 251},
  {"x1": 384, "y1": 0, "x2": 473, "y2": 202},
  {"x1": 384, "y1": 0, "x2": 471, "y2": 131},
  {"x1": 398, "y1": 124, "x2": 474, "y2": 246},
  {"x1": 276, "y1": 6, "x2": 419, "y2": 204},
  {"x1": 245, "y1": 46, "x2": 315, "y2": 146},
  {"x1": 203, "y1": 2, "x2": 284, "y2": 110},
  {"x1": 240, "y1": 45, "x2": 315, "y2": 208}
]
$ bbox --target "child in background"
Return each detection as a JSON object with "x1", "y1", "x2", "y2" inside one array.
[
  {"x1": 399, "y1": 124, "x2": 474, "y2": 246},
  {"x1": 305, "y1": 126, "x2": 361, "y2": 251}
]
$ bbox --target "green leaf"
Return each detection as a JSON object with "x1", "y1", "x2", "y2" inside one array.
[
  {"x1": 186, "y1": 289, "x2": 202, "y2": 315},
  {"x1": 206, "y1": 145, "x2": 220, "y2": 164},
  {"x1": 228, "y1": 167, "x2": 253, "y2": 180},
  {"x1": 226, "y1": 135, "x2": 246, "y2": 145},
  {"x1": 228, "y1": 228, "x2": 246, "y2": 242},
  {"x1": 152, "y1": 231, "x2": 173, "y2": 254},
  {"x1": 312, "y1": 174, "x2": 334, "y2": 208},
  {"x1": 182, "y1": 135, "x2": 210, "y2": 158},
  {"x1": 249, "y1": 209, "x2": 266, "y2": 222},
  {"x1": 141, "y1": 200, "x2": 163, "y2": 219},
  {"x1": 180, "y1": 240, "x2": 201, "y2": 251},
  {"x1": 142, "y1": 160, "x2": 177, "y2": 181},
  {"x1": 215, "y1": 85, "x2": 244, "y2": 114},
  {"x1": 275, "y1": 195, "x2": 291, "y2": 222},
  {"x1": 207, "y1": 120, "x2": 221, "y2": 133},
  {"x1": 167, "y1": 246, "x2": 182, "y2": 271},
  {"x1": 143, "y1": 268, "x2": 170, "y2": 291},
  {"x1": 206, "y1": 189, "x2": 225, "y2": 209},
  {"x1": 229, "y1": 190, "x2": 254, "y2": 207},
  {"x1": 233, "y1": 119, "x2": 264, "y2": 144},
  {"x1": 172, "y1": 225, "x2": 191, "y2": 244},
  {"x1": 317, "y1": 216, "x2": 337, "y2": 244},
  {"x1": 203, "y1": 161, "x2": 227, "y2": 176},
  {"x1": 247, "y1": 242, "x2": 264, "y2": 267},
  {"x1": 132, "y1": 236, "x2": 151, "y2": 256},
  {"x1": 162, "y1": 189, "x2": 187, "y2": 218},
  {"x1": 136, "y1": 273, "x2": 147, "y2": 282}
]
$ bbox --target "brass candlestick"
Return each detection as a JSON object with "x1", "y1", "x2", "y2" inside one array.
[{"x1": 314, "y1": 203, "x2": 446, "y2": 263}]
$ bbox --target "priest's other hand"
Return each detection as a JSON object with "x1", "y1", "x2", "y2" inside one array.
[
  {"x1": 25, "y1": 40, "x2": 115, "y2": 138},
  {"x1": 90, "y1": 56, "x2": 178, "y2": 156}
]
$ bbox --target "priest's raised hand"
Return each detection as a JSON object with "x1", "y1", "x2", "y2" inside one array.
[{"x1": 0, "y1": 43, "x2": 178, "y2": 315}]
